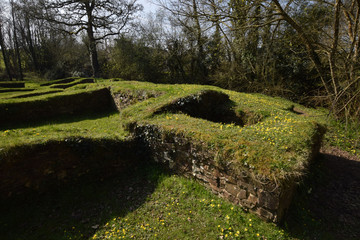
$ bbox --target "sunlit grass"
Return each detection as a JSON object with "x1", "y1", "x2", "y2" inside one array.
[
  {"x1": 92, "y1": 172, "x2": 289, "y2": 240},
  {"x1": 0, "y1": 112, "x2": 128, "y2": 150}
]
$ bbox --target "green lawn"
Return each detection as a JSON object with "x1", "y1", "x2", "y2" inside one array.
[{"x1": 0, "y1": 165, "x2": 291, "y2": 240}]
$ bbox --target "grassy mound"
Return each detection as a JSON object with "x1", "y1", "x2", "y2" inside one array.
[
  {"x1": 116, "y1": 82, "x2": 325, "y2": 180},
  {"x1": 1, "y1": 79, "x2": 325, "y2": 181},
  {"x1": 0, "y1": 78, "x2": 332, "y2": 238}
]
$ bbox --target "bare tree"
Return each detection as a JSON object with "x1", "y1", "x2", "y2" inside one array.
[
  {"x1": 10, "y1": 0, "x2": 23, "y2": 80},
  {"x1": 37, "y1": 0, "x2": 142, "y2": 77},
  {"x1": 0, "y1": 3, "x2": 13, "y2": 81}
]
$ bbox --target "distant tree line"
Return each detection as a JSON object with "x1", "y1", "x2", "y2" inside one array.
[{"x1": 1, "y1": 0, "x2": 360, "y2": 121}]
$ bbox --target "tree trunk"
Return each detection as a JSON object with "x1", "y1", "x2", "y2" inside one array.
[
  {"x1": 11, "y1": 1, "x2": 23, "y2": 80},
  {"x1": 0, "y1": 25, "x2": 13, "y2": 81},
  {"x1": 272, "y1": 0, "x2": 331, "y2": 97},
  {"x1": 85, "y1": 2, "x2": 100, "y2": 78},
  {"x1": 192, "y1": 0, "x2": 207, "y2": 83},
  {"x1": 25, "y1": 14, "x2": 39, "y2": 72}
]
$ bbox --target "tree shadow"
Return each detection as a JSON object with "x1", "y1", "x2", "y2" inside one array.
[
  {"x1": 0, "y1": 163, "x2": 166, "y2": 240},
  {"x1": 0, "y1": 110, "x2": 118, "y2": 131},
  {"x1": 284, "y1": 151, "x2": 360, "y2": 240}
]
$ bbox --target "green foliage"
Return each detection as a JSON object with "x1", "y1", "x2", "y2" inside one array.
[{"x1": 103, "y1": 36, "x2": 167, "y2": 83}]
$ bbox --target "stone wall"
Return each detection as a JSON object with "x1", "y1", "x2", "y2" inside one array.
[
  {"x1": 132, "y1": 124, "x2": 308, "y2": 223},
  {"x1": 0, "y1": 138, "x2": 144, "y2": 199},
  {"x1": 0, "y1": 82, "x2": 25, "y2": 88},
  {"x1": 112, "y1": 90, "x2": 160, "y2": 111},
  {"x1": 0, "y1": 88, "x2": 115, "y2": 127}
]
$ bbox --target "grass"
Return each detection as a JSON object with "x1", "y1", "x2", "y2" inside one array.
[
  {"x1": 0, "y1": 165, "x2": 290, "y2": 240},
  {"x1": 117, "y1": 82, "x2": 325, "y2": 180},
  {"x1": 324, "y1": 119, "x2": 360, "y2": 156},
  {"x1": 0, "y1": 79, "x2": 326, "y2": 180},
  {"x1": 0, "y1": 112, "x2": 128, "y2": 151},
  {"x1": 1, "y1": 77, "x2": 359, "y2": 239}
]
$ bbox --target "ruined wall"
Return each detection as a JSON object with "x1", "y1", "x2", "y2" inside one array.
[
  {"x1": 0, "y1": 88, "x2": 115, "y2": 127},
  {"x1": 132, "y1": 124, "x2": 305, "y2": 223},
  {"x1": 0, "y1": 138, "x2": 144, "y2": 199},
  {"x1": 0, "y1": 87, "x2": 322, "y2": 223}
]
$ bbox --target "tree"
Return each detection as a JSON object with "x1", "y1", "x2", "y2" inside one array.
[
  {"x1": 37, "y1": 0, "x2": 142, "y2": 77},
  {"x1": 0, "y1": 3, "x2": 13, "y2": 81},
  {"x1": 10, "y1": 0, "x2": 23, "y2": 80},
  {"x1": 270, "y1": 0, "x2": 360, "y2": 120},
  {"x1": 157, "y1": 0, "x2": 210, "y2": 83}
]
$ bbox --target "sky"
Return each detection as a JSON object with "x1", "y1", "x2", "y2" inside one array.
[{"x1": 137, "y1": 0, "x2": 159, "y2": 13}]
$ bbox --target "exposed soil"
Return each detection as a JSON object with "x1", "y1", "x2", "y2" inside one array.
[{"x1": 293, "y1": 147, "x2": 360, "y2": 239}]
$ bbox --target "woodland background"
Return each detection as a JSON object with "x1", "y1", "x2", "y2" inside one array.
[{"x1": 1, "y1": 0, "x2": 360, "y2": 122}]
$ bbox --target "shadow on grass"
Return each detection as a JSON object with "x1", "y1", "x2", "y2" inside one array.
[
  {"x1": 0, "y1": 110, "x2": 118, "y2": 131},
  {"x1": 0, "y1": 163, "x2": 166, "y2": 240},
  {"x1": 284, "y1": 152, "x2": 360, "y2": 240}
]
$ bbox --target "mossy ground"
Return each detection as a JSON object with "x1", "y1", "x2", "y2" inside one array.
[{"x1": 0, "y1": 78, "x2": 359, "y2": 239}]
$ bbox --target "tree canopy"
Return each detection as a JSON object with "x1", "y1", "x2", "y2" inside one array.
[{"x1": 1, "y1": 0, "x2": 360, "y2": 121}]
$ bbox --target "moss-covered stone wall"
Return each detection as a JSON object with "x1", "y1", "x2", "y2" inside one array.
[{"x1": 131, "y1": 124, "x2": 314, "y2": 222}]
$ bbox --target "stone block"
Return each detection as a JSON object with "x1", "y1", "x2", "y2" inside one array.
[
  {"x1": 225, "y1": 183, "x2": 239, "y2": 196},
  {"x1": 258, "y1": 190, "x2": 279, "y2": 210},
  {"x1": 242, "y1": 193, "x2": 258, "y2": 209},
  {"x1": 236, "y1": 189, "x2": 247, "y2": 200},
  {"x1": 226, "y1": 176, "x2": 237, "y2": 185},
  {"x1": 209, "y1": 182, "x2": 222, "y2": 193},
  {"x1": 256, "y1": 207, "x2": 274, "y2": 221},
  {"x1": 248, "y1": 193, "x2": 258, "y2": 204}
]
